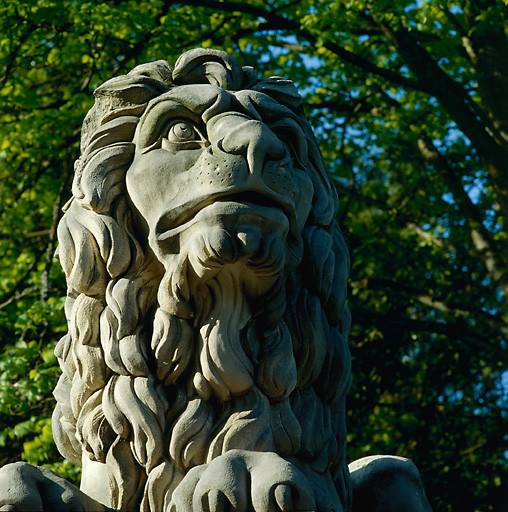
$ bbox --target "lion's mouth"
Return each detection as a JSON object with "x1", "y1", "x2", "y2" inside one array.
[{"x1": 155, "y1": 190, "x2": 296, "y2": 242}]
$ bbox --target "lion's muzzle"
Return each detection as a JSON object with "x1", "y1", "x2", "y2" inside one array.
[
  {"x1": 207, "y1": 113, "x2": 285, "y2": 177},
  {"x1": 125, "y1": 84, "x2": 314, "y2": 293}
]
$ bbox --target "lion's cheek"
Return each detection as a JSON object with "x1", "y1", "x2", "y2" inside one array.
[{"x1": 125, "y1": 148, "x2": 202, "y2": 239}]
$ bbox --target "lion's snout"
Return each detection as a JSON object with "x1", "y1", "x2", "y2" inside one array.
[{"x1": 208, "y1": 114, "x2": 285, "y2": 176}]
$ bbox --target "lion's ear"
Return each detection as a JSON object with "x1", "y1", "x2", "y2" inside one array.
[
  {"x1": 129, "y1": 60, "x2": 174, "y2": 85},
  {"x1": 81, "y1": 73, "x2": 169, "y2": 152},
  {"x1": 172, "y1": 48, "x2": 244, "y2": 90},
  {"x1": 251, "y1": 77, "x2": 303, "y2": 111}
]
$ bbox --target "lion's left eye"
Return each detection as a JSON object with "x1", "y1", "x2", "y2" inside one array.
[{"x1": 166, "y1": 121, "x2": 200, "y2": 142}]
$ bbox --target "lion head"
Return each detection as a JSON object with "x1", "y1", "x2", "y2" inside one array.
[{"x1": 52, "y1": 49, "x2": 351, "y2": 511}]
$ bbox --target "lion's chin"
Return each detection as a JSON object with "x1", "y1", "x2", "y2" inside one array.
[
  {"x1": 155, "y1": 201, "x2": 293, "y2": 299},
  {"x1": 152, "y1": 201, "x2": 293, "y2": 318}
]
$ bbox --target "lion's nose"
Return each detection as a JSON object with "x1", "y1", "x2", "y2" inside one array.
[{"x1": 209, "y1": 115, "x2": 285, "y2": 175}]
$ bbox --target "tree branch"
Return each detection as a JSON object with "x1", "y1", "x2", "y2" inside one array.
[
  {"x1": 354, "y1": 276, "x2": 508, "y2": 338},
  {"x1": 111, "y1": 0, "x2": 175, "y2": 74},
  {"x1": 0, "y1": 21, "x2": 37, "y2": 88},
  {"x1": 417, "y1": 134, "x2": 508, "y2": 297},
  {"x1": 373, "y1": 19, "x2": 508, "y2": 219},
  {"x1": 352, "y1": 307, "x2": 502, "y2": 353},
  {"x1": 405, "y1": 222, "x2": 458, "y2": 253},
  {"x1": 0, "y1": 255, "x2": 42, "y2": 310},
  {"x1": 40, "y1": 163, "x2": 71, "y2": 302},
  {"x1": 0, "y1": 286, "x2": 38, "y2": 310},
  {"x1": 179, "y1": 0, "x2": 426, "y2": 92}
]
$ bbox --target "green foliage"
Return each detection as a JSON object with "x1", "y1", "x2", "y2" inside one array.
[{"x1": 0, "y1": 1, "x2": 506, "y2": 510}]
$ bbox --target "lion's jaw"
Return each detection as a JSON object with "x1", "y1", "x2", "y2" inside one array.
[{"x1": 154, "y1": 200, "x2": 290, "y2": 314}]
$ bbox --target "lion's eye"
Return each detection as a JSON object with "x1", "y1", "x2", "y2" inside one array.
[{"x1": 166, "y1": 121, "x2": 199, "y2": 142}]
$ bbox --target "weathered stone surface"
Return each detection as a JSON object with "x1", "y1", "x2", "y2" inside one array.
[
  {"x1": 0, "y1": 462, "x2": 107, "y2": 511},
  {"x1": 349, "y1": 456, "x2": 433, "y2": 512},
  {"x1": 0, "y1": 48, "x2": 432, "y2": 511}
]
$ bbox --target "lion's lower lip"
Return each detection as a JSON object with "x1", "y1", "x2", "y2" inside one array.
[{"x1": 155, "y1": 192, "x2": 294, "y2": 241}]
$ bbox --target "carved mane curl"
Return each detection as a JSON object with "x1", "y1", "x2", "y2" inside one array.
[{"x1": 53, "y1": 50, "x2": 352, "y2": 511}]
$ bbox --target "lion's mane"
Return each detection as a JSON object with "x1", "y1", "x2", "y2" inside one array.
[{"x1": 53, "y1": 50, "x2": 352, "y2": 511}]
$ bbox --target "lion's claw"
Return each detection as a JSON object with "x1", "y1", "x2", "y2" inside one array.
[
  {"x1": 202, "y1": 489, "x2": 228, "y2": 512},
  {"x1": 274, "y1": 484, "x2": 294, "y2": 511}
]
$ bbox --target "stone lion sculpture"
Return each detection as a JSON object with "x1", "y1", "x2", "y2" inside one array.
[{"x1": 0, "y1": 49, "x2": 432, "y2": 512}]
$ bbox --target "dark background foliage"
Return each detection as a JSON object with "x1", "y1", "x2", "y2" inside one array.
[{"x1": 0, "y1": 1, "x2": 506, "y2": 510}]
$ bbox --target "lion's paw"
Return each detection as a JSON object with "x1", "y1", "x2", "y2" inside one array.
[
  {"x1": 0, "y1": 462, "x2": 105, "y2": 512},
  {"x1": 168, "y1": 450, "x2": 316, "y2": 512}
]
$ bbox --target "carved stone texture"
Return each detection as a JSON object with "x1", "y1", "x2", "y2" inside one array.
[
  {"x1": 349, "y1": 456, "x2": 433, "y2": 512},
  {"x1": 0, "y1": 49, "x2": 432, "y2": 512}
]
